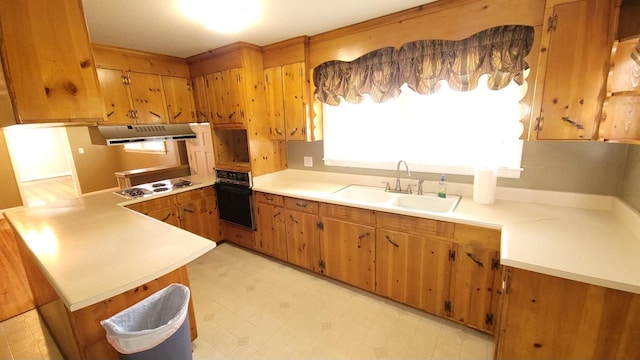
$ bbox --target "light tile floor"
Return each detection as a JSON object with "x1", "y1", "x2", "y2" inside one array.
[{"x1": 1, "y1": 242, "x2": 494, "y2": 359}]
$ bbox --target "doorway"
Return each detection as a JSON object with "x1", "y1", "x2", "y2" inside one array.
[{"x1": 3, "y1": 125, "x2": 81, "y2": 207}]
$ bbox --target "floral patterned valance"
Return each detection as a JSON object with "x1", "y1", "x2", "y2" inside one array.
[{"x1": 314, "y1": 25, "x2": 535, "y2": 106}]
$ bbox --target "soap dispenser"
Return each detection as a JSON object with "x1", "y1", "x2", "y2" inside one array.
[{"x1": 438, "y1": 175, "x2": 447, "y2": 198}]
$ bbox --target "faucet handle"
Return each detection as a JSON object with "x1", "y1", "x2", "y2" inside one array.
[
  {"x1": 417, "y1": 179, "x2": 424, "y2": 195},
  {"x1": 406, "y1": 184, "x2": 413, "y2": 194},
  {"x1": 381, "y1": 181, "x2": 391, "y2": 191}
]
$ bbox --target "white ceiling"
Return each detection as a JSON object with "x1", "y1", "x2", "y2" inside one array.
[{"x1": 82, "y1": 0, "x2": 436, "y2": 58}]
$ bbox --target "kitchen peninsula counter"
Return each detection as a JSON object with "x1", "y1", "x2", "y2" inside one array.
[
  {"x1": 2, "y1": 173, "x2": 218, "y2": 359},
  {"x1": 253, "y1": 169, "x2": 640, "y2": 295}
]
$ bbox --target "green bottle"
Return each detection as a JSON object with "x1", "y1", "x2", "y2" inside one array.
[{"x1": 438, "y1": 175, "x2": 447, "y2": 198}]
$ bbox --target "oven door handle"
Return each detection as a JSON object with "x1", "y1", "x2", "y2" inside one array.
[{"x1": 214, "y1": 182, "x2": 252, "y2": 196}]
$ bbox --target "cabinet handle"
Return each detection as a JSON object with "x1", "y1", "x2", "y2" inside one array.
[
  {"x1": 106, "y1": 111, "x2": 114, "y2": 117},
  {"x1": 172, "y1": 111, "x2": 182, "y2": 119},
  {"x1": 183, "y1": 208, "x2": 194, "y2": 214},
  {"x1": 561, "y1": 117, "x2": 584, "y2": 130},
  {"x1": 228, "y1": 111, "x2": 235, "y2": 120},
  {"x1": 265, "y1": 195, "x2": 274, "y2": 201},
  {"x1": 290, "y1": 127, "x2": 299, "y2": 136},
  {"x1": 150, "y1": 111, "x2": 162, "y2": 118},
  {"x1": 385, "y1": 235, "x2": 399, "y2": 248},
  {"x1": 466, "y1": 252, "x2": 484, "y2": 267},
  {"x1": 289, "y1": 214, "x2": 298, "y2": 223},
  {"x1": 295, "y1": 201, "x2": 308, "y2": 208},
  {"x1": 161, "y1": 213, "x2": 172, "y2": 222},
  {"x1": 275, "y1": 128, "x2": 283, "y2": 135},
  {"x1": 215, "y1": 112, "x2": 223, "y2": 119},
  {"x1": 358, "y1": 232, "x2": 370, "y2": 240},
  {"x1": 273, "y1": 211, "x2": 281, "y2": 218}
]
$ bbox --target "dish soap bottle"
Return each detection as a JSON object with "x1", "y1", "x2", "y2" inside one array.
[{"x1": 438, "y1": 175, "x2": 447, "y2": 198}]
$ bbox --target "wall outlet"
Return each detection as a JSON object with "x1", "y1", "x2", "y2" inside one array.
[
  {"x1": 78, "y1": 147, "x2": 85, "y2": 154},
  {"x1": 303, "y1": 156, "x2": 313, "y2": 167}
]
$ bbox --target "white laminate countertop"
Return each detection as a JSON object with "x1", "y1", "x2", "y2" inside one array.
[
  {"x1": 3, "y1": 173, "x2": 219, "y2": 312},
  {"x1": 252, "y1": 169, "x2": 640, "y2": 294}
]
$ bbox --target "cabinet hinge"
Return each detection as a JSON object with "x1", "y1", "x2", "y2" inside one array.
[
  {"x1": 317, "y1": 221, "x2": 324, "y2": 230},
  {"x1": 547, "y1": 14, "x2": 558, "y2": 32},
  {"x1": 444, "y1": 300, "x2": 452, "y2": 315},
  {"x1": 491, "y1": 258, "x2": 500, "y2": 271},
  {"x1": 236, "y1": 73, "x2": 241, "y2": 82},
  {"x1": 299, "y1": 67, "x2": 303, "y2": 77},
  {"x1": 448, "y1": 249, "x2": 456, "y2": 261},
  {"x1": 265, "y1": 73, "x2": 269, "y2": 83},
  {"x1": 485, "y1": 313, "x2": 494, "y2": 326},
  {"x1": 534, "y1": 115, "x2": 544, "y2": 131},
  {"x1": 122, "y1": 76, "x2": 131, "y2": 85}
]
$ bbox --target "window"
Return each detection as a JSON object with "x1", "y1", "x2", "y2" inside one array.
[
  {"x1": 123, "y1": 141, "x2": 167, "y2": 154},
  {"x1": 322, "y1": 74, "x2": 527, "y2": 178}
]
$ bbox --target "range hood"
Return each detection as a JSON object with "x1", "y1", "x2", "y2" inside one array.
[{"x1": 89, "y1": 124, "x2": 197, "y2": 146}]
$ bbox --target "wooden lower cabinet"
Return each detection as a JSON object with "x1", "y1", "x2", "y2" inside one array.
[
  {"x1": 177, "y1": 187, "x2": 221, "y2": 241},
  {"x1": 376, "y1": 228, "x2": 452, "y2": 317},
  {"x1": 319, "y1": 204, "x2": 376, "y2": 292},
  {"x1": 285, "y1": 197, "x2": 321, "y2": 272},
  {"x1": 496, "y1": 267, "x2": 640, "y2": 359},
  {"x1": 0, "y1": 219, "x2": 34, "y2": 321},
  {"x1": 221, "y1": 222, "x2": 255, "y2": 249},
  {"x1": 254, "y1": 192, "x2": 287, "y2": 261},
  {"x1": 126, "y1": 187, "x2": 221, "y2": 242}
]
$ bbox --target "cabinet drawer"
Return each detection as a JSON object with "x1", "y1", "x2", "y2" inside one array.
[
  {"x1": 222, "y1": 222, "x2": 254, "y2": 249},
  {"x1": 319, "y1": 203, "x2": 376, "y2": 226},
  {"x1": 377, "y1": 212, "x2": 454, "y2": 238},
  {"x1": 176, "y1": 186, "x2": 215, "y2": 203},
  {"x1": 255, "y1": 192, "x2": 284, "y2": 206},
  {"x1": 127, "y1": 195, "x2": 176, "y2": 213},
  {"x1": 285, "y1": 197, "x2": 318, "y2": 214},
  {"x1": 454, "y1": 224, "x2": 500, "y2": 251}
]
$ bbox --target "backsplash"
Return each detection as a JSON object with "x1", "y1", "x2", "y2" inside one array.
[{"x1": 287, "y1": 141, "x2": 637, "y2": 207}]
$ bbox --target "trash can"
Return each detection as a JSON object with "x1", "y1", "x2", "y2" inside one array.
[{"x1": 100, "y1": 283, "x2": 192, "y2": 360}]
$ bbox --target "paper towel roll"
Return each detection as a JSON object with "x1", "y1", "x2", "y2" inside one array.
[{"x1": 473, "y1": 168, "x2": 497, "y2": 204}]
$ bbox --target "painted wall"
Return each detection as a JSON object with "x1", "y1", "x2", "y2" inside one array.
[
  {"x1": 0, "y1": 131, "x2": 22, "y2": 210},
  {"x1": 622, "y1": 144, "x2": 640, "y2": 210},
  {"x1": 287, "y1": 140, "x2": 629, "y2": 196},
  {"x1": 4, "y1": 127, "x2": 71, "y2": 182}
]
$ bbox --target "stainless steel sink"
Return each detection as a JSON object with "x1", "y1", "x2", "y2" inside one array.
[{"x1": 329, "y1": 184, "x2": 460, "y2": 213}]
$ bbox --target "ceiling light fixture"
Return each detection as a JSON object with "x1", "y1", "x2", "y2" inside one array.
[{"x1": 178, "y1": 0, "x2": 262, "y2": 34}]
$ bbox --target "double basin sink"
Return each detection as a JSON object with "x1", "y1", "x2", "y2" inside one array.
[{"x1": 328, "y1": 184, "x2": 461, "y2": 213}]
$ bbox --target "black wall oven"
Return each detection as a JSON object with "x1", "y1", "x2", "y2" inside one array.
[{"x1": 214, "y1": 169, "x2": 254, "y2": 230}]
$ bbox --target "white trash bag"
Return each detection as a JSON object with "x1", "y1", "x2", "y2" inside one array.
[{"x1": 100, "y1": 283, "x2": 190, "y2": 355}]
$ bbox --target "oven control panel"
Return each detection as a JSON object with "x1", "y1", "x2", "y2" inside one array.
[{"x1": 215, "y1": 169, "x2": 252, "y2": 187}]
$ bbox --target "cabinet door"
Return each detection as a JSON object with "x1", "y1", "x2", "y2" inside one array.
[
  {"x1": 376, "y1": 229, "x2": 453, "y2": 316},
  {"x1": 146, "y1": 207, "x2": 181, "y2": 227},
  {"x1": 320, "y1": 217, "x2": 375, "y2": 291},
  {"x1": 128, "y1": 72, "x2": 168, "y2": 124},
  {"x1": 449, "y1": 244, "x2": 500, "y2": 333},
  {"x1": 282, "y1": 62, "x2": 307, "y2": 141},
  {"x1": 178, "y1": 196, "x2": 219, "y2": 241},
  {"x1": 535, "y1": 0, "x2": 614, "y2": 139},
  {"x1": 96, "y1": 68, "x2": 133, "y2": 124},
  {"x1": 0, "y1": 0, "x2": 104, "y2": 123},
  {"x1": 225, "y1": 68, "x2": 247, "y2": 125},
  {"x1": 206, "y1": 72, "x2": 226, "y2": 125},
  {"x1": 163, "y1": 76, "x2": 196, "y2": 124},
  {"x1": 285, "y1": 209, "x2": 320, "y2": 272},
  {"x1": 264, "y1": 67, "x2": 285, "y2": 140},
  {"x1": 254, "y1": 202, "x2": 287, "y2": 261},
  {"x1": 191, "y1": 76, "x2": 210, "y2": 122}
]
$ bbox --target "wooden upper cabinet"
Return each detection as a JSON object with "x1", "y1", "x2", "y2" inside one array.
[
  {"x1": 533, "y1": 0, "x2": 616, "y2": 140},
  {"x1": 191, "y1": 76, "x2": 210, "y2": 122},
  {"x1": 127, "y1": 72, "x2": 168, "y2": 124},
  {"x1": 96, "y1": 68, "x2": 133, "y2": 124},
  {"x1": 262, "y1": 36, "x2": 320, "y2": 141},
  {"x1": 0, "y1": 0, "x2": 104, "y2": 125},
  {"x1": 206, "y1": 69, "x2": 247, "y2": 127},
  {"x1": 264, "y1": 67, "x2": 285, "y2": 140},
  {"x1": 163, "y1": 76, "x2": 196, "y2": 123}
]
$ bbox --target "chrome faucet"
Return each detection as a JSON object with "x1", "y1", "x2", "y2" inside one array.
[{"x1": 394, "y1": 160, "x2": 411, "y2": 192}]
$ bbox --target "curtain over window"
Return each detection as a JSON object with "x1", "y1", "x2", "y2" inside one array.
[{"x1": 314, "y1": 25, "x2": 534, "y2": 105}]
